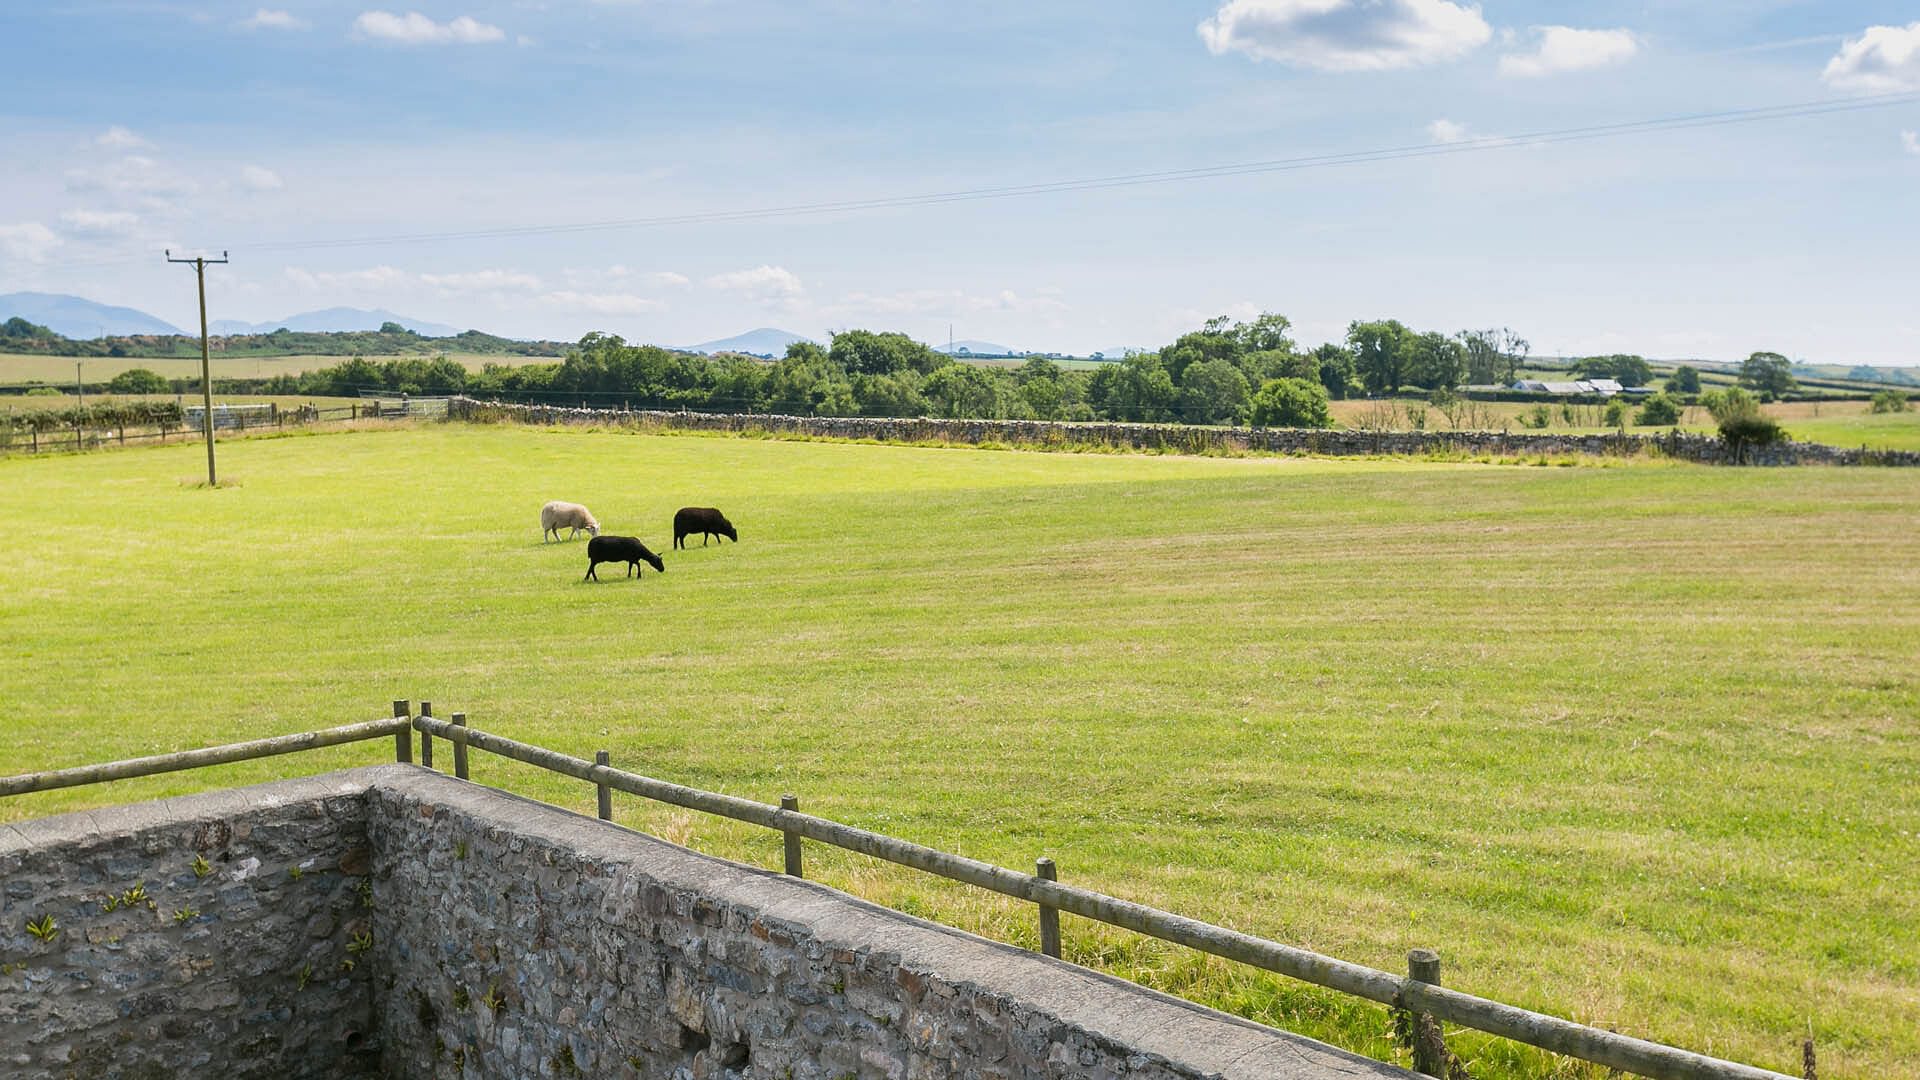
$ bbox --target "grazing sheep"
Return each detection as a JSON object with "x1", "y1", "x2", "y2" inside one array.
[
  {"x1": 584, "y1": 535, "x2": 665, "y2": 581},
  {"x1": 673, "y1": 506, "x2": 738, "y2": 549},
  {"x1": 541, "y1": 501, "x2": 600, "y2": 543}
]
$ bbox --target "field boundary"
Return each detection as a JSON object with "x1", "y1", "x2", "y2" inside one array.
[
  {"x1": 1, "y1": 702, "x2": 1807, "y2": 1080},
  {"x1": 447, "y1": 397, "x2": 1920, "y2": 466},
  {"x1": 0, "y1": 398, "x2": 425, "y2": 456}
]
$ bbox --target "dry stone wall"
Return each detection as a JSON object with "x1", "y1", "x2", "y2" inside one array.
[
  {"x1": 447, "y1": 396, "x2": 1920, "y2": 467},
  {"x1": 4, "y1": 766, "x2": 1407, "y2": 1079},
  {"x1": 0, "y1": 772, "x2": 382, "y2": 1080}
]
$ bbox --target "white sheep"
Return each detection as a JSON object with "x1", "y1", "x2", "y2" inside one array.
[{"x1": 540, "y1": 500, "x2": 601, "y2": 543}]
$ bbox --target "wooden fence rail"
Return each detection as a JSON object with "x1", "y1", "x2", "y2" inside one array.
[{"x1": 0, "y1": 705, "x2": 1804, "y2": 1080}]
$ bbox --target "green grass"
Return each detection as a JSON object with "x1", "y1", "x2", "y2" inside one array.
[{"x1": 1, "y1": 425, "x2": 1915, "y2": 1078}]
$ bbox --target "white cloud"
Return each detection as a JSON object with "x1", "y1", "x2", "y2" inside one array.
[
  {"x1": 284, "y1": 265, "x2": 413, "y2": 291},
  {"x1": 1823, "y1": 22, "x2": 1920, "y2": 91},
  {"x1": 1904, "y1": 130, "x2": 1920, "y2": 155},
  {"x1": 59, "y1": 209, "x2": 140, "y2": 233},
  {"x1": 831, "y1": 288, "x2": 1066, "y2": 318},
  {"x1": 239, "y1": 165, "x2": 284, "y2": 191},
  {"x1": 95, "y1": 126, "x2": 151, "y2": 149},
  {"x1": 1499, "y1": 26, "x2": 1638, "y2": 77},
  {"x1": 1198, "y1": 0, "x2": 1491, "y2": 72},
  {"x1": 284, "y1": 265, "x2": 550, "y2": 298},
  {"x1": 65, "y1": 155, "x2": 199, "y2": 212},
  {"x1": 538, "y1": 291, "x2": 665, "y2": 316},
  {"x1": 242, "y1": 8, "x2": 307, "y2": 31},
  {"x1": 0, "y1": 223, "x2": 62, "y2": 263},
  {"x1": 420, "y1": 269, "x2": 543, "y2": 293},
  {"x1": 705, "y1": 265, "x2": 806, "y2": 302},
  {"x1": 1427, "y1": 118, "x2": 1470, "y2": 143},
  {"x1": 352, "y1": 11, "x2": 507, "y2": 46},
  {"x1": 646, "y1": 271, "x2": 690, "y2": 288}
]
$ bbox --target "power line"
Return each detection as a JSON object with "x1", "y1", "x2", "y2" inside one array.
[{"x1": 58, "y1": 89, "x2": 1920, "y2": 269}]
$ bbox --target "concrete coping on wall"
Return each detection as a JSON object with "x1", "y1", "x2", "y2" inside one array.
[{"x1": 4, "y1": 766, "x2": 1410, "y2": 1079}]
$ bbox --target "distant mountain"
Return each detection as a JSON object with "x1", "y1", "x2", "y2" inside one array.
[
  {"x1": 690, "y1": 328, "x2": 813, "y2": 356},
  {"x1": 936, "y1": 339, "x2": 1014, "y2": 356},
  {"x1": 211, "y1": 308, "x2": 462, "y2": 337},
  {"x1": 0, "y1": 292, "x2": 181, "y2": 338}
]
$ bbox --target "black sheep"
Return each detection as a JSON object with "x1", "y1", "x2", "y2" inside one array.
[
  {"x1": 584, "y1": 535, "x2": 666, "y2": 581},
  {"x1": 673, "y1": 507, "x2": 738, "y2": 549}
]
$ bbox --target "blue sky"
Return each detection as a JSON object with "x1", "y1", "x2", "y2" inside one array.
[{"x1": 2, "y1": 2, "x2": 1917, "y2": 362}]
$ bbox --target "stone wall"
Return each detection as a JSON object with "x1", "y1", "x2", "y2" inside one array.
[
  {"x1": 0, "y1": 772, "x2": 381, "y2": 1079},
  {"x1": 3, "y1": 767, "x2": 1406, "y2": 1079},
  {"x1": 447, "y1": 396, "x2": 1920, "y2": 467}
]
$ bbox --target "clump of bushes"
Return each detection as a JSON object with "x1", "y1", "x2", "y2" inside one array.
[
  {"x1": 106, "y1": 368, "x2": 170, "y2": 395},
  {"x1": 2, "y1": 400, "x2": 186, "y2": 434},
  {"x1": 1702, "y1": 387, "x2": 1784, "y2": 460},
  {"x1": 1636, "y1": 393, "x2": 1682, "y2": 426},
  {"x1": 1248, "y1": 377, "x2": 1332, "y2": 428},
  {"x1": 1870, "y1": 388, "x2": 1911, "y2": 414}
]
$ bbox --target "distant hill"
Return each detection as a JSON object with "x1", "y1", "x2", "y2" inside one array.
[
  {"x1": 210, "y1": 308, "x2": 462, "y2": 337},
  {"x1": 690, "y1": 328, "x2": 813, "y2": 357},
  {"x1": 0, "y1": 292, "x2": 182, "y2": 338},
  {"x1": 936, "y1": 339, "x2": 1014, "y2": 356}
]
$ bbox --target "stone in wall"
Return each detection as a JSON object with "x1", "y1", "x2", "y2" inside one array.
[
  {"x1": 0, "y1": 774, "x2": 382, "y2": 1080},
  {"x1": 368, "y1": 771, "x2": 1406, "y2": 1080}
]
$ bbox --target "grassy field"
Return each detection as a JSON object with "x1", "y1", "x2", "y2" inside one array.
[
  {"x1": 1328, "y1": 397, "x2": 1920, "y2": 451},
  {"x1": 1, "y1": 425, "x2": 1915, "y2": 1078}
]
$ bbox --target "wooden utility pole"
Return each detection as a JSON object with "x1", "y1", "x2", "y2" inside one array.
[{"x1": 165, "y1": 249, "x2": 228, "y2": 486}]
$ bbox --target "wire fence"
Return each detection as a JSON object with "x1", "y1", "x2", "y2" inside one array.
[
  {"x1": 0, "y1": 702, "x2": 1811, "y2": 1080},
  {"x1": 0, "y1": 399, "x2": 427, "y2": 456}
]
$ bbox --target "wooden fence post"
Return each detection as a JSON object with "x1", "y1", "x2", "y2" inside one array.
[
  {"x1": 391, "y1": 700, "x2": 412, "y2": 763},
  {"x1": 1036, "y1": 857, "x2": 1061, "y2": 958},
  {"x1": 1408, "y1": 949, "x2": 1447, "y2": 1077},
  {"x1": 418, "y1": 701, "x2": 434, "y2": 769},
  {"x1": 451, "y1": 712, "x2": 469, "y2": 780},
  {"x1": 595, "y1": 750, "x2": 613, "y2": 821},
  {"x1": 780, "y1": 794, "x2": 802, "y2": 877}
]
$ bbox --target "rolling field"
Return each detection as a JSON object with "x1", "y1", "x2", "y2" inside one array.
[
  {"x1": 1326, "y1": 396, "x2": 1920, "y2": 451},
  {"x1": 1, "y1": 426, "x2": 1916, "y2": 1077}
]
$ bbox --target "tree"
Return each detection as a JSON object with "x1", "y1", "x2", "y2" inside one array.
[
  {"x1": 2, "y1": 316, "x2": 57, "y2": 341},
  {"x1": 1249, "y1": 377, "x2": 1332, "y2": 428},
  {"x1": 107, "y1": 368, "x2": 169, "y2": 394},
  {"x1": 1018, "y1": 375, "x2": 1065, "y2": 419},
  {"x1": 1347, "y1": 319, "x2": 1410, "y2": 395},
  {"x1": 1576, "y1": 354, "x2": 1654, "y2": 387},
  {"x1": 1406, "y1": 331, "x2": 1465, "y2": 390},
  {"x1": 1740, "y1": 351, "x2": 1796, "y2": 400},
  {"x1": 853, "y1": 371, "x2": 927, "y2": 417},
  {"x1": 829, "y1": 329, "x2": 942, "y2": 376},
  {"x1": 1665, "y1": 365, "x2": 1701, "y2": 394},
  {"x1": 1095, "y1": 353, "x2": 1176, "y2": 421},
  {"x1": 1177, "y1": 359, "x2": 1251, "y2": 425},
  {"x1": 1014, "y1": 358, "x2": 1062, "y2": 385},
  {"x1": 379, "y1": 320, "x2": 411, "y2": 335},
  {"x1": 1159, "y1": 317, "x2": 1241, "y2": 384},
  {"x1": 1636, "y1": 393, "x2": 1682, "y2": 426},
  {"x1": 1457, "y1": 330, "x2": 1503, "y2": 385},
  {"x1": 1310, "y1": 343, "x2": 1357, "y2": 399},
  {"x1": 922, "y1": 363, "x2": 1001, "y2": 418}
]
